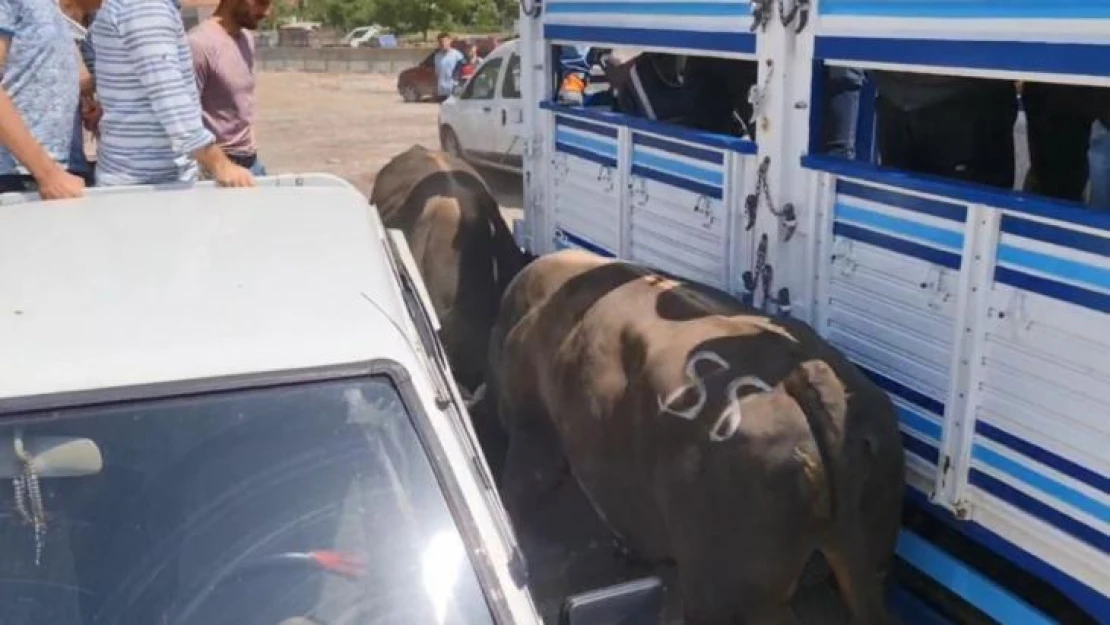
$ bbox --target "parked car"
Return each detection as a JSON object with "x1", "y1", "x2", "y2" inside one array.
[
  {"x1": 396, "y1": 36, "x2": 501, "y2": 103},
  {"x1": 0, "y1": 175, "x2": 664, "y2": 625},
  {"x1": 437, "y1": 39, "x2": 524, "y2": 173},
  {"x1": 340, "y1": 25, "x2": 382, "y2": 47}
]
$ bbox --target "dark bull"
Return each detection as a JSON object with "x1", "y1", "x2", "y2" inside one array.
[{"x1": 487, "y1": 249, "x2": 905, "y2": 625}]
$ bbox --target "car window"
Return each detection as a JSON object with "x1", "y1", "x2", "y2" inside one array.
[
  {"x1": 462, "y1": 58, "x2": 502, "y2": 100},
  {"x1": 0, "y1": 376, "x2": 496, "y2": 625},
  {"x1": 502, "y1": 53, "x2": 521, "y2": 99}
]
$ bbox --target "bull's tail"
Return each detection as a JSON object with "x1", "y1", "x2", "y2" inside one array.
[{"x1": 785, "y1": 360, "x2": 890, "y2": 625}]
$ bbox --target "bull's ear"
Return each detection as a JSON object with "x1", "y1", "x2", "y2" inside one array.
[{"x1": 796, "y1": 359, "x2": 848, "y2": 423}]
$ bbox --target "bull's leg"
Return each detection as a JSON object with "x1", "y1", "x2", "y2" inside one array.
[{"x1": 499, "y1": 424, "x2": 569, "y2": 525}]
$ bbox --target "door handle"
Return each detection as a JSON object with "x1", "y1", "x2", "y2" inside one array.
[
  {"x1": 482, "y1": 106, "x2": 492, "y2": 113},
  {"x1": 501, "y1": 109, "x2": 507, "y2": 125}
]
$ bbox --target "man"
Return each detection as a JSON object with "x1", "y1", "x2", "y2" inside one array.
[
  {"x1": 188, "y1": 0, "x2": 271, "y2": 176},
  {"x1": 433, "y1": 32, "x2": 464, "y2": 102},
  {"x1": 60, "y1": 0, "x2": 97, "y2": 185},
  {"x1": 1090, "y1": 119, "x2": 1109, "y2": 210},
  {"x1": 870, "y1": 71, "x2": 1017, "y2": 189},
  {"x1": 0, "y1": 0, "x2": 87, "y2": 198},
  {"x1": 90, "y1": 0, "x2": 252, "y2": 187}
]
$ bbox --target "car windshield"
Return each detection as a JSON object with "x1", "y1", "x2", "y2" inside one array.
[{"x1": 0, "y1": 375, "x2": 496, "y2": 625}]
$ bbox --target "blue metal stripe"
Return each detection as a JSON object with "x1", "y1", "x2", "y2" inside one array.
[
  {"x1": 631, "y1": 151, "x2": 724, "y2": 187},
  {"x1": 896, "y1": 530, "x2": 1057, "y2": 625},
  {"x1": 904, "y1": 488, "x2": 1110, "y2": 622},
  {"x1": 805, "y1": 154, "x2": 1110, "y2": 233},
  {"x1": 815, "y1": 37, "x2": 1110, "y2": 80},
  {"x1": 837, "y1": 179, "x2": 967, "y2": 223},
  {"x1": 833, "y1": 221, "x2": 963, "y2": 269},
  {"x1": 631, "y1": 164, "x2": 723, "y2": 200},
  {"x1": 820, "y1": 0, "x2": 1110, "y2": 19},
  {"x1": 555, "y1": 128, "x2": 618, "y2": 158},
  {"x1": 544, "y1": 24, "x2": 757, "y2": 55},
  {"x1": 994, "y1": 266, "x2": 1110, "y2": 314},
  {"x1": 633, "y1": 132, "x2": 724, "y2": 165},
  {"x1": 1000, "y1": 214, "x2": 1110, "y2": 259},
  {"x1": 555, "y1": 142, "x2": 618, "y2": 168},
  {"x1": 972, "y1": 445, "x2": 1110, "y2": 526},
  {"x1": 902, "y1": 431, "x2": 940, "y2": 465},
  {"x1": 969, "y1": 469, "x2": 1110, "y2": 555},
  {"x1": 899, "y1": 404, "x2": 943, "y2": 441},
  {"x1": 836, "y1": 203, "x2": 964, "y2": 252},
  {"x1": 546, "y1": 1, "x2": 751, "y2": 16},
  {"x1": 886, "y1": 582, "x2": 953, "y2": 625},
  {"x1": 556, "y1": 228, "x2": 615, "y2": 257},
  {"x1": 858, "y1": 365, "x2": 946, "y2": 416},
  {"x1": 556, "y1": 114, "x2": 619, "y2": 139},
  {"x1": 540, "y1": 101, "x2": 758, "y2": 154},
  {"x1": 976, "y1": 420, "x2": 1110, "y2": 496},
  {"x1": 997, "y1": 244, "x2": 1110, "y2": 292}
]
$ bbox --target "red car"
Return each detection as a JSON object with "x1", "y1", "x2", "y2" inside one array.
[{"x1": 396, "y1": 37, "x2": 500, "y2": 103}]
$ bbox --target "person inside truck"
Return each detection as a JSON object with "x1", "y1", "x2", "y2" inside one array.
[
  {"x1": 1090, "y1": 119, "x2": 1110, "y2": 210},
  {"x1": 1021, "y1": 82, "x2": 1110, "y2": 208},
  {"x1": 870, "y1": 71, "x2": 1017, "y2": 189}
]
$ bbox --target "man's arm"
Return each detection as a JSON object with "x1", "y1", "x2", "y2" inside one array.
[
  {"x1": 116, "y1": 3, "x2": 248, "y2": 183},
  {"x1": 0, "y1": 29, "x2": 83, "y2": 197},
  {"x1": 187, "y1": 29, "x2": 209, "y2": 96}
]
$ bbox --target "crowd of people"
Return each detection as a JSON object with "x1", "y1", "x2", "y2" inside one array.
[
  {"x1": 0, "y1": 0, "x2": 268, "y2": 200},
  {"x1": 431, "y1": 31, "x2": 482, "y2": 102}
]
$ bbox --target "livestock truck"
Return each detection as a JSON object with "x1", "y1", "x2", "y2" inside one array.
[{"x1": 509, "y1": 1, "x2": 1110, "y2": 623}]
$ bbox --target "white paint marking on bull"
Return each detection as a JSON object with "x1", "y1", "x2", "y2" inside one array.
[
  {"x1": 658, "y1": 351, "x2": 773, "y2": 442},
  {"x1": 657, "y1": 350, "x2": 730, "y2": 421},
  {"x1": 709, "y1": 375, "x2": 773, "y2": 442}
]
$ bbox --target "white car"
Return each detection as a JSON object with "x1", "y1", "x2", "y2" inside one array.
[
  {"x1": 437, "y1": 39, "x2": 525, "y2": 174},
  {"x1": 0, "y1": 176, "x2": 664, "y2": 625},
  {"x1": 0, "y1": 176, "x2": 544, "y2": 625},
  {"x1": 340, "y1": 25, "x2": 381, "y2": 47}
]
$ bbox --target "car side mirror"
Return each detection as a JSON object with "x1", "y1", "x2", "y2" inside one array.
[{"x1": 560, "y1": 577, "x2": 664, "y2": 625}]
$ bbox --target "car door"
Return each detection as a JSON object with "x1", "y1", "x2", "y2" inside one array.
[
  {"x1": 451, "y1": 56, "x2": 503, "y2": 159},
  {"x1": 494, "y1": 49, "x2": 525, "y2": 171}
]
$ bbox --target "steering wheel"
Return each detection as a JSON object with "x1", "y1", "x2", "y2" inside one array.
[{"x1": 170, "y1": 550, "x2": 365, "y2": 625}]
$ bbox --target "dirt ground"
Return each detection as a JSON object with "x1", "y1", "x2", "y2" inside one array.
[{"x1": 254, "y1": 71, "x2": 524, "y2": 216}]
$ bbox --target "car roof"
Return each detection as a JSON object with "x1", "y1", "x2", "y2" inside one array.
[
  {"x1": 484, "y1": 38, "x2": 518, "y2": 61},
  {"x1": 0, "y1": 175, "x2": 419, "y2": 404}
]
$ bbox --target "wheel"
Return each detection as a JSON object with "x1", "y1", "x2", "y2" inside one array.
[
  {"x1": 441, "y1": 127, "x2": 463, "y2": 157},
  {"x1": 400, "y1": 85, "x2": 418, "y2": 103}
]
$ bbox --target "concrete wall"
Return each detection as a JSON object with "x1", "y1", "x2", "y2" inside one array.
[{"x1": 257, "y1": 47, "x2": 432, "y2": 74}]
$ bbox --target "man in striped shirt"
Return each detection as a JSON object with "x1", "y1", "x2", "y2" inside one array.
[{"x1": 90, "y1": 0, "x2": 252, "y2": 187}]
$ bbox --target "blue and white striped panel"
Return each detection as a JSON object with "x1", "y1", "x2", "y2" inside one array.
[
  {"x1": 814, "y1": 1, "x2": 1110, "y2": 78},
  {"x1": 827, "y1": 181, "x2": 966, "y2": 401},
  {"x1": 993, "y1": 213, "x2": 1110, "y2": 316},
  {"x1": 544, "y1": 0, "x2": 756, "y2": 55},
  {"x1": 627, "y1": 131, "x2": 730, "y2": 287},
  {"x1": 551, "y1": 114, "x2": 621, "y2": 257},
  {"x1": 554, "y1": 114, "x2": 619, "y2": 168},
  {"x1": 967, "y1": 418, "x2": 1110, "y2": 564}
]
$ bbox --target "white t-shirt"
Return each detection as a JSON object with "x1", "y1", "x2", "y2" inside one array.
[{"x1": 434, "y1": 48, "x2": 464, "y2": 97}]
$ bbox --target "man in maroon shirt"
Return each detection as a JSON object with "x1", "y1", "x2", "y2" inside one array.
[{"x1": 188, "y1": 0, "x2": 272, "y2": 176}]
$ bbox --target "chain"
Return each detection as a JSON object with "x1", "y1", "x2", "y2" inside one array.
[
  {"x1": 750, "y1": 0, "x2": 773, "y2": 32},
  {"x1": 746, "y1": 60, "x2": 774, "y2": 132},
  {"x1": 744, "y1": 156, "x2": 798, "y2": 240},
  {"x1": 12, "y1": 432, "x2": 47, "y2": 566},
  {"x1": 778, "y1": 0, "x2": 811, "y2": 33}
]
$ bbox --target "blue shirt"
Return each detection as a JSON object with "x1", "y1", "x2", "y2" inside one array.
[
  {"x1": 0, "y1": 0, "x2": 80, "y2": 176},
  {"x1": 435, "y1": 47, "x2": 464, "y2": 97},
  {"x1": 91, "y1": 0, "x2": 213, "y2": 186}
]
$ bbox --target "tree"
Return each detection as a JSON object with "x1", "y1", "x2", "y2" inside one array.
[{"x1": 303, "y1": 0, "x2": 377, "y2": 31}]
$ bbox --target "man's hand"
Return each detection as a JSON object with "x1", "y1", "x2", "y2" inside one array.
[
  {"x1": 35, "y1": 166, "x2": 85, "y2": 200},
  {"x1": 80, "y1": 97, "x2": 102, "y2": 135},
  {"x1": 211, "y1": 161, "x2": 255, "y2": 188}
]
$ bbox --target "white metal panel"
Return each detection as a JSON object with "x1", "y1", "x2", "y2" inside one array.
[
  {"x1": 819, "y1": 178, "x2": 970, "y2": 491},
  {"x1": 626, "y1": 130, "x2": 733, "y2": 289},
  {"x1": 550, "y1": 113, "x2": 623, "y2": 256}
]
